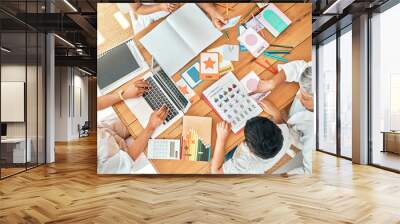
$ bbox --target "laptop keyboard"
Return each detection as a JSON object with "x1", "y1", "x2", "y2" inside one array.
[
  {"x1": 143, "y1": 77, "x2": 179, "y2": 122},
  {"x1": 154, "y1": 68, "x2": 189, "y2": 110}
]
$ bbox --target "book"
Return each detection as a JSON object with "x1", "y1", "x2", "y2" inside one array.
[
  {"x1": 181, "y1": 116, "x2": 212, "y2": 161},
  {"x1": 255, "y1": 3, "x2": 292, "y2": 37},
  {"x1": 140, "y1": 3, "x2": 222, "y2": 76},
  {"x1": 202, "y1": 72, "x2": 263, "y2": 133}
]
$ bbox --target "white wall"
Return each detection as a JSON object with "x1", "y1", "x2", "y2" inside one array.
[{"x1": 54, "y1": 67, "x2": 89, "y2": 141}]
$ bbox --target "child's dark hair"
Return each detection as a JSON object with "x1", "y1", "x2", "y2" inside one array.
[{"x1": 244, "y1": 116, "x2": 283, "y2": 160}]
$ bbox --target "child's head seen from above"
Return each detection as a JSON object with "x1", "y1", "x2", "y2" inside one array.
[{"x1": 244, "y1": 116, "x2": 283, "y2": 160}]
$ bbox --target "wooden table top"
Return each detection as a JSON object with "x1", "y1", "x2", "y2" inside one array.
[{"x1": 97, "y1": 3, "x2": 312, "y2": 174}]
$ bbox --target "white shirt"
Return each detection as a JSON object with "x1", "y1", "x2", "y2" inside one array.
[
  {"x1": 222, "y1": 124, "x2": 291, "y2": 174},
  {"x1": 97, "y1": 128, "x2": 136, "y2": 174},
  {"x1": 277, "y1": 60, "x2": 314, "y2": 175}
]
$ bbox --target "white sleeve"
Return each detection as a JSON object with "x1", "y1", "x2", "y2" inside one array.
[{"x1": 277, "y1": 60, "x2": 308, "y2": 83}]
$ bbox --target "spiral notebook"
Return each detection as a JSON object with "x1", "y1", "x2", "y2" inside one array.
[{"x1": 97, "y1": 39, "x2": 148, "y2": 94}]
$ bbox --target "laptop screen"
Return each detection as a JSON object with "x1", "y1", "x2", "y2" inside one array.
[{"x1": 97, "y1": 43, "x2": 140, "y2": 90}]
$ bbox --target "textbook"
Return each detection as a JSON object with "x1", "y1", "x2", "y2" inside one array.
[
  {"x1": 181, "y1": 116, "x2": 212, "y2": 161},
  {"x1": 140, "y1": 3, "x2": 222, "y2": 76}
]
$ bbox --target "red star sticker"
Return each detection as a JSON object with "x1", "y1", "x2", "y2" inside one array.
[
  {"x1": 204, "y1": 57, "x2": 215, "y2": 70},
  {"x1": 179, "y1": 85, "x2": 189, "y2": 94}
]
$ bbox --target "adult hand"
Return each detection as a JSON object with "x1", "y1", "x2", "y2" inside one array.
[
  {"x1": 146, "y1": 105, "x2": 169, "y2": 131},
  {"x1": 122, "y1": 79, "x2": 149, "y2": 99},
  {"x1": 159, "y1": 3, "x2": 178, "y2": 13},
  {"x1": 210, "y1": 11, "x2": 227, "y2": 30},
  {"x1": 249, "y1": 80, "x2": 274, "y2": 96},
  {"x1": 216, "y1": 121, "x2": 230, "y2": 142}
]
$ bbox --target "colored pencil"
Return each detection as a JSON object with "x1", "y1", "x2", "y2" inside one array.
[
  {"x1": 263, "y1": 59, "x2": 278, "y2": 74},
  {"x1": 263, "y1": 52, "x2": 289, "y2": 62},
  {"x1": 265, "y1": 50, "x2": 290, "y2": 53},
  {"x1": 266, "y1": 51, "x2": 289, "y2": 55},
  {"x1": 269, "y1": 44, "x2": 293, "y2": 49}
]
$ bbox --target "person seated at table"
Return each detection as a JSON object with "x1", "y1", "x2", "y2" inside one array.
[
  {"x1": 132, "y1": 3, "x2": 227, "y2": 33},
  {"x1": 251, "y1": 60, "x2": 314, "y2": 175},
  {"x1": 97, "y1": 79, "x2": 168, "y2": 174},
  {"x1": 211, "y1": 116, "x2": 291, "y2": 174}
]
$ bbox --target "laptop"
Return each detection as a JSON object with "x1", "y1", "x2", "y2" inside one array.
[
  {"x1": 97, "y1": 40, "x2": 148, "y2": 95},
  {"x1": 125, "y1": 66, "x2": 191, "y2": 138}
]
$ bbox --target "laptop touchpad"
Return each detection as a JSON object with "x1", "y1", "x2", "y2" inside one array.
[{"x1": 125, "y1": 98, "x2": 153, "y2": 128}]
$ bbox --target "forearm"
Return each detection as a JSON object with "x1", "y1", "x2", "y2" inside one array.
[
  {"x1": 97, "y1": 93, "x2": 121, "y2": 111},
  {"x1": 270, "y1": 70, "x2": 287, "y2": 90},
  {"x1": 259, "y1": 99, "x2": 284, "y2": 124},
  {"x1": 197, "y1": 3, "x2": 219, "y2": 16},
  {"x1": 127, "y1": 127, "x2": 154, "y2": 160},
  {"x1": 132, "y1": 4, "x2": 162, "y2": 15},
  {"x1": 211, "y1": 138, "x2": 226, "y2": 174}
]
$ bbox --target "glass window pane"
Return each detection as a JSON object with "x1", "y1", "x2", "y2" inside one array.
[
  {"x1": 340, "y1": 29, "x2": 352, "y2": 158},
  {"x1": 1, "y1": 31, "x2": 27, "y2": 177},
  {"x1": 27, "y1": 31, "x2": 38, "y2": 169},
  {"x1": 318, "y1": 36, "x2": 337, "y2": 154},
  {"x1": 38, "y1": 33, "x2": 46, "y2": 165},
  {"x1": 371, "y1": 3, "x2": 400, "y2": 171}
]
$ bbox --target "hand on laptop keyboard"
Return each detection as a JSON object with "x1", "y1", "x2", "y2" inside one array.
[
  {"x1": 146, "y1": 105, "x2": 169, "y2": 131},
  {"x1": 123, "y1": 79, "x2": 150, "y2": 98}
]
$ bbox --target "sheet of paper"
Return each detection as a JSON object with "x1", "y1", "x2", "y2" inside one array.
[
  {"x1": 240, "y1": 71, "x2": 269, "y2": 101},
  {"x1": 245, "y1": 17, "x2": 264, "y2": 32},
  {"x1": 222, "y1": 45, "x2": 239, "y2": 61},
  {"x1": 221, "y1": 15, "x2": 241, "y2": 30},
  {"x1": 238, "y1": 27, "x2": 269, "y2": 57},
  {"x1": 208, "y1": 46, "x2": 234, "y2": 74}
]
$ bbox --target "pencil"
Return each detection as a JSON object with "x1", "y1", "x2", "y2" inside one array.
[
  {"x1": 223, "y1": 31, "x2": 230, "y2": 40},
  {"x1": 264, "y1": 59, "x2": 278, "y2": 73},
  {"x1": 263, "y1": 53, "x2": 289, "y2": 62},
  {"x1": 269, "y1": 44, "x2": 293, "y2": 49},
  {"x1": 240, "y1": 4, "x2": 258, "y2": 24}
]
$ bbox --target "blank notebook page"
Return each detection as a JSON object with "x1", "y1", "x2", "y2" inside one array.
[{"x1": 167, "y1": 3, "x2": 222, "y2": 53}]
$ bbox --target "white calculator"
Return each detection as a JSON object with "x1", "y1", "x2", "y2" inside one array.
[{"x1": 147, "y1": 139, "x2": 181, "y2": 160}]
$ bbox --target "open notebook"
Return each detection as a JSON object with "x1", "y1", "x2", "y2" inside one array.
[{"x1": 140, "y1": 3, "x2": 222, "y2": 76}]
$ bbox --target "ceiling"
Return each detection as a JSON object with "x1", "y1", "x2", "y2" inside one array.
[
  {"x1": 1, "y1": 0, "x2": 396, "y2": 75},
  {"x1": 0, "y1": 0, "x2": 98, "y2": 74}
]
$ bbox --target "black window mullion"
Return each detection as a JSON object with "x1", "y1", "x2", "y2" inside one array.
[
  {"x1": 316, "y1": 44, "x2": 320, "y2": 150},
  {"x1": 336, "y1": 29, "x2": 341, "y2": 157},
  {"x1": 25, "y1": 0, "x2": 28, "y2": 171}
]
